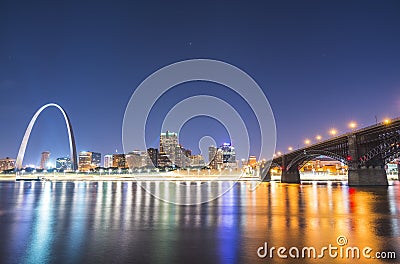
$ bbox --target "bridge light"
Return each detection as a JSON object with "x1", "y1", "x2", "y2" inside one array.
[
  {"x1": 315, "y1": 135, "x2": 322, "y2": 141},
  {"x1": 329, "y1": 129, "x2": 338, "y2": 136},
  {"x1": 383, "y1": 118, "x2": 391, "y2": 125},
  {"x1": 348, "y1": 121, "x2": 357, "y2": 130},
  {"x1": 304, "y1": 139, "x2": 311, "y2": 145}
]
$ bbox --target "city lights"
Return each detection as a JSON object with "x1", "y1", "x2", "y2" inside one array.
[
  {"x1": 348, "y1": 121, "x2": 357, "y2": 130},
  {"x1": 329, "y1": 129, "x2": 338, "y2": 136}
]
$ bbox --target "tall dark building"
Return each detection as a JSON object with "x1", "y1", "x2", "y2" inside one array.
[
  {"x1": 209, "y1": 146, "x2": 223, "y2": 169},
  {"x1": 147, "y1": 148, "x2": 158, "y2": 167},
  {"x1": 91, "y1": 152, "x2": 101, "y2": 168},
  {"x1": 220, "y1": 143, "x2": 237, "y2": 168}
]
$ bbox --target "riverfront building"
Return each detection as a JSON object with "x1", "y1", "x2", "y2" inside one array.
[
  {"x1": 78, "y1": 151, "x2": 101, "y2": 171},
  {"x1": 112, "y1": 154, "x2": 127, "y2": 169},
  {"x1": 0, "y1": 157, "x2": 15, "y2": 172},
  {"x1": 40, "y1": 151, "x2": 50, "y2": 169},
  {"x1": 56, "y1": 157, "x2": 72, "y2": 171},
  {"x1": 103, "y1": 155, "x2": 113, "y2": 168}
]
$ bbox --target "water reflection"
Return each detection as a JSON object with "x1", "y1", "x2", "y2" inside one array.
[{"x1": 0, "y1": 181, "x2": 399, "y2": 263}]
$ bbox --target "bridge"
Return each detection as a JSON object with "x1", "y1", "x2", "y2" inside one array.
[{"x1": 261, "y1": 118, "x2": 400, "y2": 186}]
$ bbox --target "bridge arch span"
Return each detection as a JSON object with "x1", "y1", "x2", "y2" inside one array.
[
  {"x1": 286, "y1": 150, "x2": 347, "y2": 172},
  {"x1": 15, "y1": 103, "x2": 78, "y2": 171}
]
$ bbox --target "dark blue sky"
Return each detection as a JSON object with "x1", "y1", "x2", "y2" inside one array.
[{"x1": 1, "y1": 0, "x2": 400, "y2": 165}]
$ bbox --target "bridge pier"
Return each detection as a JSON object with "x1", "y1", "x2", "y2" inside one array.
[
  {"x1": 348, "y1": 166, "x2": 388, "y2": 186},
  {"x1": 281, "y1": 170, "x2": 300, "y2": 184}
]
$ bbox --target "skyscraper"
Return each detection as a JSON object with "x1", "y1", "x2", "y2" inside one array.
[
  {"x1": 147, "y1": 148, "x2": 158, "y2": 167},
  {"x1": 159, "y1": 131, "x2": 178, "y2": 167},
  {"x1": 40, "y1": 151, "x2": 50, "y2": 169},
  {"x1": 175, "y1": 145, "x2": 190, "y2": 168},
  {"x1": 220, "y1": 143, "x2": 237, "y2": 168},
  {"x1": 208, "y1": 146, "x2": 223, "y2": 170}
]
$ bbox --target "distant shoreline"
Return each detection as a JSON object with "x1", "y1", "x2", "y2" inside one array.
[{"x1": 1, "y1": 173, "x2": 397, "y2": 182}]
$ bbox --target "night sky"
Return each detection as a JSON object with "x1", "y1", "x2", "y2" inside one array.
[{"x1": 1, "y1": 0, "x2": 400, "y2": 166}]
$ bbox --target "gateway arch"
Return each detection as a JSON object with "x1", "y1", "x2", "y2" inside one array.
[{"x1": 15, "y1": 103, "x2": 78, "y2": 171}]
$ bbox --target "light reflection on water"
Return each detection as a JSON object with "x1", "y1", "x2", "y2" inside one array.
[{"x1": 0, "y1": 181, "x2": 399, "y2": 263}]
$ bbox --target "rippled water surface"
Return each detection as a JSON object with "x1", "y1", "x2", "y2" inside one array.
[{"x1": 0, "y1": 181, "x2": 399, "y2": 263}]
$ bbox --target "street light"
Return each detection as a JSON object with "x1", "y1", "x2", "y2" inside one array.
[
  {"x1": 383, "y1": 118, "x2": 391, "y2": 125},
  {"x1": 315, "y1": 135, "x2": 322, "y2": 141},
  {"x1": 348, "y1": 121, "x2": 357, "y2": 130},
  {"x1": 277, "y1": 151, "x2": 282, "y2": 156},
  {"x1": 329, "y1": 129, "x2": 338, "y2": 136},
  {"x1": 288, "y1": 146, "x2": 293, "y2": 151},
  {"x1": 304, "y1": 139, "x2": 311, "y2": 145}
]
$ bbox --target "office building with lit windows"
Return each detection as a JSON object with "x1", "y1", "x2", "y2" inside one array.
[{"x1": 78, "y1": 151, "x2": 101, "y2": 171}]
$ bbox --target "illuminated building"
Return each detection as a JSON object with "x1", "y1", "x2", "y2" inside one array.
[
  {"x1": 112, "y1": 154, "x2": 127, "y2": 168},
  {"x1": 104, "y1": 155, "x2": 113, "y2": 168},
  {"x1": 0, "y1": 157, "x2": 15, "y2": 172},
  {"x1": 300, "y1": 157, "x2": 346, "y2": 174},
  {"x1": 159, "y1": 131, "x2": 178, "y2": 167},
  {"x1": 78, "y1": 151, "x2": 101, "y2": 171},
  {"x1": 220, "y1": 143, "x2": 237, "y2": 168},
  {"x1": 175, "y1": 145, "x2": 191, "y2": 168},
  {"x1": 248, "y1": 156, "x2": 257, "y2": 168},
  {"x1": 209, "y1": 146, "x2": 223, "y2": 169},
  {"x1": 40, "y1": 151, "x2": 51, "y2": 169},
  {"x1": 56, "y1": 157, "x2": 72, "y2": 171},
  {"x1": 189, "y1": 155, "x2": 205, "y2": 167},
  {"x1": 126, "y1": 150, "x2": 147, "y2": 169}
]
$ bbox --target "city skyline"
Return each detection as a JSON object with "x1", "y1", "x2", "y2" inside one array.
[
  {"x1": 7, "y1": 109, "x2": 400, "y2": 168},
  {"x1": 14, "y1": 132, "x2": 239, "y2": 170},
  {"x1": 1, "y1": 2, "x2": 400, "y2": 263}
]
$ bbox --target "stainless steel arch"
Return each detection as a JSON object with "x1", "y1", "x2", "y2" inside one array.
[{"x1": 15, "y1": 103, "x2": 78, "y2": 170}]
